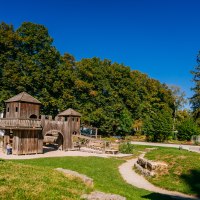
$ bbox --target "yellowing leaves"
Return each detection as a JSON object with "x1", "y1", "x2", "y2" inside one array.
[
  {"x1": 89, "y1": 90, "x2": 98, "y2": 97},
  {"x1": 74, "y1": 80, "x2": 93, "y2": 91}
]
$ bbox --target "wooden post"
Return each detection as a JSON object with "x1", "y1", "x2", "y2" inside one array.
[{"x1": 95, "y1": 128, "x2": 98, "y2": 139}]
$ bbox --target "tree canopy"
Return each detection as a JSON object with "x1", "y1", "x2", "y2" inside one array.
[
  {"x1": 191, "y1": 51, "x2": 200, "y2": 121},
  {"x1": 0, "y1": 22, "x2": 176, "y2": 136}
]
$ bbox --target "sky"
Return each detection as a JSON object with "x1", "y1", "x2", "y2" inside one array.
[{"x1": 1, "y1": 0, "x2": 200, "y2": 107}]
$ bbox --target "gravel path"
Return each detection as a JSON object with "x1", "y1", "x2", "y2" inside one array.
[
  {"x1": 119, "y1": 158, "x2": 200, "y2": 200},
  {"x1": 0, "y1": 147, "x2": 131, "y2": 160},
  {"x1": 131, "y1": 141, "x2": 200, "y2": 153}
]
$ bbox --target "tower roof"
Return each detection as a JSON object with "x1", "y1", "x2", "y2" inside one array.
[
  {"x1": 58, "y1": 108, "x2": 81, "y2": 117},
  {"x1": 5, "y1": 92, "x2": 41, "y2": 104}
]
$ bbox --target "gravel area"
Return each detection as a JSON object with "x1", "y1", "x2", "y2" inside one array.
[{"x1": 0, "y1": 147, "x2": 131, "y2": 160}]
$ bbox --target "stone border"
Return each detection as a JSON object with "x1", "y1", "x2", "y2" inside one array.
[
  {"x1": 55, "y1": 168, "x2": 94, "y2": 187},
  {"x1": 135, "y1": 155, "x2": 168, "y2": 177},
  {"x1": 81, "y1": 191, "x2": 126, "y2": 200}
]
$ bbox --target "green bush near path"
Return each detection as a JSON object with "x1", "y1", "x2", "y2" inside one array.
[{"x1": 10, "y1": 156, "x2": 173, "y2": 200}]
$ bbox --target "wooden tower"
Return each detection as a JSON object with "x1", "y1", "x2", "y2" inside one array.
[
  {"x1": 1, "y1": 92, "x2": 43, "y2": 155},
  {"x1": 0, "y1": 92, "x2": 82, "y2": 155},
  {"x1": 57, "y1": 108, "x2": 81, "y2": 150}
]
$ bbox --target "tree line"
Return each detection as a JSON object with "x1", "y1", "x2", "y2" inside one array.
[{"x1": 0, "y1": 22, "x2": 199, "y2": 139}]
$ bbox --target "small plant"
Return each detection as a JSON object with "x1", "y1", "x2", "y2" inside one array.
[{"x1": 119, "y1": 142, "x2": 134, "y2": 154}]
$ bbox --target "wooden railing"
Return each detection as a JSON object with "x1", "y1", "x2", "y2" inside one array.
[{"x1": 0, "y1": 118, "x2": 42, "y2": 129}]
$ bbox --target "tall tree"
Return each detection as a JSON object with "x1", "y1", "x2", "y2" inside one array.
[
  {"x1": 191, "y1": 51, "x2": 200, "y2": 120},
  {"x1": 0, "y1": 22, "x2": 176, "y2": 136},
  {"x1": 143, "y1": 109, "x2": 173, "y2": 142},
  {"x1": 169, "y1": 85, "x2": 187, "y2": 132},
  {"x1": 0, "y1": 22, "x2": 61, "y2": 115}
]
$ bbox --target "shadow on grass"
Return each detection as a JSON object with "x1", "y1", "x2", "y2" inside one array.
[
  {"x1": 142, "y1": 193, "x2": 199, "y2": 200},
  {"x1": 142, "y1": 169, "x2": 200, "y2": 200},
  {"x1": 181, "y1": 169, "x2": 200, "y2": 198}
]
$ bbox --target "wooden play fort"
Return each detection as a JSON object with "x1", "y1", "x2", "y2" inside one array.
[{"x1": 0, "y1": 92, "x2": 81, "y2": 155}]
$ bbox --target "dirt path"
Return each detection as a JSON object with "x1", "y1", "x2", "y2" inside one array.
[
  {"x1": 119, "y1": 158, "x2": 200, "y2": 200},
  {"x1": 0, "y1": 147, "x2": 131, "y2": 160},
  {"x1": 131, "y1": 141, "x2": 200, "y2": 153}
]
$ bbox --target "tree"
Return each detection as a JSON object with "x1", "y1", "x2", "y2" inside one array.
[
  {"x1": 191, "y1": 51, "x2": 200, "y2": 120},
  {"x1": 177, "y1": 117, "x2": 200, "y2": 141},
  {"x1": 0, "y1": 22, "x2": 61, "y2": 115},
  {"x1": 169, "y1": 85, "x2": 187, "y2": 132},
  {"x1": 143, "y1": 109, "x2": 173, "y2": 142},
  {"x1": 0, "y1": 22, "x2": 176, "y2": 136}
]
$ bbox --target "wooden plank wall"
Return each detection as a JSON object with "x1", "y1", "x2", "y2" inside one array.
[
  {"x1": 6, "y1": 102, "x2": 40, "y2": 119},
  {"x1": 6, "y1": 102, "x2": 20, "y2": 118},
  {"x1": 12, "y1": 130, "x2": 43, "y2": 155},
  {"x1": 20, "y1": 103, "x2": 40, "y2": 119},
  {"x1": 3, "y1": 130, "x2": 10, "y2": 153}
]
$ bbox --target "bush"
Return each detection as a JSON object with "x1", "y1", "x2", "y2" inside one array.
[
  {"x1": 143, "y1": 110, "x2": 173, "y2": 142},
  {"x1": 119, "y1": 142, "x2": 134, "y2": 154},
  {"x1": 177, "y1": 118, "x2": 200, "y2": 141}
]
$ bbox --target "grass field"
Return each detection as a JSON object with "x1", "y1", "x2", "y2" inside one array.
[
  {"x1": 144, "y1": 147, "x2": 200, "y2": 197},
  {"x1": 0, "y1": 156, "x2": 175, "y2": 200},
  {"x1": 1, "y1": 145, "x2": 199, "y2": 199},
  {"x1": 0, "y1": 159, "x2": 92, "y2": 200}
]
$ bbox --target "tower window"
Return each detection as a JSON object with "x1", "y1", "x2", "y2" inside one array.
[
  {"x1": 7, "y1": 107, "x2": 9, "y2": 112},
  {"x1": 16, "y1": 107, "x2": 18, "y2": 112}
]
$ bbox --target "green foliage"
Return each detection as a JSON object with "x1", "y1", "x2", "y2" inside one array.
[
  {"x1": 0, "y1": 22, "x2": 61, "y2": 115},
  {"x1": 177, "y1": 117, "x2": 200, "y2": 141},
  {"x1": 0, "y1": 21, "x2": 175, "y2": 136},
  {"x1": 143, "y1": 110, "x2": 173, "y2": 142},
  {"x1": 191, "y1": 51, "x2": 200, "y2": 120},
  {"x1": 119, "y1": 142, "x2": 134, "y2": 154}
]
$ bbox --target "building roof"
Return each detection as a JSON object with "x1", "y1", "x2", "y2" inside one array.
[
  {"x1": 58, "y1": 108, "x2": 81, "y2": 117},
  {"x1": 5, "y1": 92, "x2": 41, "y2": 104}
]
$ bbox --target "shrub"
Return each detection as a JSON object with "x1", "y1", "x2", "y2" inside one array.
[
  {"x1": 143, "y1": 110, "x2": 173, "y2": 142},
  {"x1": 119, "y1": 142, "x2": 134, "y2": 154},
  {"x1": 177, "y1": 118, "x2": 200, "y2": 141}
]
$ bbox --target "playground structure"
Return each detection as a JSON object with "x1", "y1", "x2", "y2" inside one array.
[
  {"x1": 72, "y1": 134, "x2": 119, "y2": 154},
  {"x1": 0, "y1": 92, "x2": 119, "y2": 155},
  {"x1": 0, "y1": 92, "x2": 81, "y2": 155}
]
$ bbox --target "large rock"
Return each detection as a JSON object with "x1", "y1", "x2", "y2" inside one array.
[
  {"x1": 135, "y1": 157, "x2": 168, "y2": 177},
  {"x1": 55, "y1": 168, "x2": 93, "y2": 187},
  {"x1": 81, "y1": 191, "x2": 126, "y2": 200}
]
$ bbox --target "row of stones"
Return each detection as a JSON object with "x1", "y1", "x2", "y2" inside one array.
[{"x1": 134, "y1": 155, "x2": 168, "y2": 177}]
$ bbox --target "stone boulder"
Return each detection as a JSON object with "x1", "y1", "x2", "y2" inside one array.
[
  {"x1": 81, "y1": 191, "x2": 126, "y2": 200},
  {"x1": 56, "y1": 168, "x2": 93, "y2": 187}
]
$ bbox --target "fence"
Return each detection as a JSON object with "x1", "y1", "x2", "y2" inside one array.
[{"x1": 191, "y1": 135, "x2": 200, "y2": 144}]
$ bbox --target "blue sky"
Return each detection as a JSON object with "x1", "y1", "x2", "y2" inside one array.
[{"x1": 1, "y1": 0, "x2": 200, "y2": 106}]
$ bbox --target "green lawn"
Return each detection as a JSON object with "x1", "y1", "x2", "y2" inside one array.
[
  {"x1": 1, "y1": 145, "x2": 199, "y2": 199},
  {"x1": 0, "y1": 159, "x2": 91, "y2": 200},
  {"x1": 144, "y1": 147, "x2": 200, "y2": 196},
  {"x1": 2, "y1": 156, "x2": 173, "y2": 200}
]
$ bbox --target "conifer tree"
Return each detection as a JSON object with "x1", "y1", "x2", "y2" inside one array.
[{"x1": 191, "y1": 52, "x2": 200, "y2": 120}]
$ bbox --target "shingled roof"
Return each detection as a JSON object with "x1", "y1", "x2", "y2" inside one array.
[
  {"x1": 5, "y1": 92, "x2": 41, "y2": 104},
  {"x1": 58, "y1": 108, "x2": 81, "y2": 117}
]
